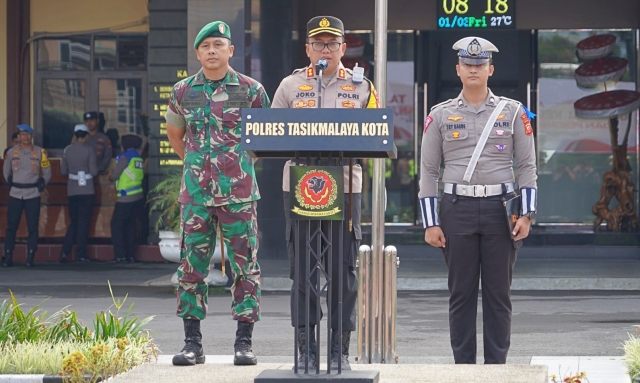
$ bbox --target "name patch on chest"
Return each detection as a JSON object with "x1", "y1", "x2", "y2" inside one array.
[
  {"x1": 182, "y1": 91, "x2": 205, "y2": 108},
  {"x1": 494, "y1": 121, "x2": 510, "y2": 128},
  {"x1": 338, "y1": 93, "x2": 360, "y2": 100},
  {"x1": 445, "y1": 124, "x2": 466, "y2": 130},
  {"x1": 294, "y1": 91, "x2": 316, "y2": 99}
]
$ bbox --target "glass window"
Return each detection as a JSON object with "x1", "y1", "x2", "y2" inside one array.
[
  {"x1": 118, "y1": 36, "x2": 147, "y2": 69},
  {"x1": 98, "y1": 78, "x2": 144, "y2": 139},
  {"x1": 42, "y1": 79, "x2": 86, "y2": 149},
  {"x1": 537, "y1": 30, "x2": 638, "y2": 224},
  {"x1": 94, "y1": 38, "x2": 117, "y2": 70},
  {"x1": 37, "y1": 37, "x2": 91, "y2": 71}
]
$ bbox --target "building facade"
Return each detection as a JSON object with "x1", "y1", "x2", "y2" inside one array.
[{"x1": 1, "y1": 0, "x2": 639, "y2": 259}]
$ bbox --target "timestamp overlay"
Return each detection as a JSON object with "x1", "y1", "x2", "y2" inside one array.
[{"x1": 437, "y1": 0, "x2": 515, "y2": 29}]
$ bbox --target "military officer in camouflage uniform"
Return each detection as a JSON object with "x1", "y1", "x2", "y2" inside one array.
[
  {"x1": 419, "y1": 37, "x2": 538, "y2": 364},
  {"x1": 271, "y1": 15, "x2": 380, "y2": 370},
  {"x1": 2, "y1": 124, "x2": 51, "y2": 267},
  {"x1": 83, "y1": 111, "x2": 112, "y2": 172},
  {"x1": 165, "y1": 20, "x2": 270, "y2": 367}
]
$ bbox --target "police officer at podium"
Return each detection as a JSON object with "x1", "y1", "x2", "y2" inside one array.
[
  {"x1": 419, "y1": 37, "x2": 538, "y2": 364},
  {"x1": 271, "y1": 15, "x2": 380, "y2": 370},
  {"x1": 2, "y1": 124, "x2": 51, "y2": 267}
]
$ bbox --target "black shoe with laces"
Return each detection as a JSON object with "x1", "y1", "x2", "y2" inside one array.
[
  {"x1": 330, "y1": 330, "x2": 351, "y2": 370},
  {"x1": 172, "y1": 319, "x2": 205, "y2": 366},
  {"x1": 234, "y1": 321, "x2": 257, "y2": 365}
]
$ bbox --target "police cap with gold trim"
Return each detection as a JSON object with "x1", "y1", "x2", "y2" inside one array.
[
  {"x1": 452, "y1": 36, "x2": 498, "y2": 65},
  {"x1": 194, "y1": 21, "x2": 231, "y2": 49},
  {"x1": 307, "y1": 16, "x2": 344, "y2": 38}
]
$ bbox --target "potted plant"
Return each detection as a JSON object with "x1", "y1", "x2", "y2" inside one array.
[
  {"x1": 148, "y1": 172, "x2": 182, "y2": 263},
  {"x1": 148, "y1": 172, "x2": 227, "y2": 286}
]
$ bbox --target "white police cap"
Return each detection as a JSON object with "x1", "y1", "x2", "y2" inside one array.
[
  {"x1": 74, "y1": 124, "x2": 89, "y2": 133},
  {"x1": 452, "y1": 37, "x2": 498, "y2": 65}
]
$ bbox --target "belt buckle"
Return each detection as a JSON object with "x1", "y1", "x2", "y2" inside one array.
[{"x1": 474, "y1": 185, "x2": 486, "y2": 197}]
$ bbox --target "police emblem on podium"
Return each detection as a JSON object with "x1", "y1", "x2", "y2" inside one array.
[{"x1": 291, "y1": 166, "x2": 343, "y2": 220}]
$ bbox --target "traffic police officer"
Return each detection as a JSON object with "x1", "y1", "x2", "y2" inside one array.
[
  {"x1": 165, "y1": 21, "x2": 270, "y2": 367},
  {"x1": 419, "y1": 37, "x2": 538, "y2": 364},
  {"x1": 271, "y1": 15, "x2": 380, "y2": 370},
  {"x1": 2, "y1": 124, "x2": 51, "y2": 267},
  {"x1": 60, "y1": 124, "x2": 98, "y2": 263},
  {"x1": 109, "y1": 134, "x2": 144, "y2": 263},
  {"x1": 83, "y1": 111, "x2": 112, "y2": 172}
]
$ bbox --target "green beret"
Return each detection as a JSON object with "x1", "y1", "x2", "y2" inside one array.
[{"x1": 194, "y1": 21, "x2": 231, "y2": 49}]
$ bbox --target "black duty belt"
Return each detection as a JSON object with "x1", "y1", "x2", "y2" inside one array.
[{"x1": 11, "y1": 182, "x2": 39, "y2": 188}]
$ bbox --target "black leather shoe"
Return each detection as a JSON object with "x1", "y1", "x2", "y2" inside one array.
[
  {"x1": 109, "y1": 258, "x2": 127, "y2": 263},
  {"x1": 234, "y1": 321, "x2": 257, "y2": 365},
  {"x1": 2, "y1": 251, "x2": 13, "y2": 267},
  {"x1": 294, "y1": 326, "x2": 318, "y2": 371},
  {"x1": 78, "y1": 257, "x2": 93, "y2": 262},
  {"x1": 172, "y1": 319, "x2": 205, "y2": 366},
  {"x1": 59, "y1": 253, "x2": 68, "y2": 264},
  {"x1": 330, "y1": 330, "x2": 351, "y2": 370},
  {"x1": 25, "y1": 250, "x2": 36, "y2": 267}
]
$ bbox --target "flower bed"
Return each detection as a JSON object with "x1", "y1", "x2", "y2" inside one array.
[{"x1": 0, "y1": 284, "x2": 156, "y2": 383}]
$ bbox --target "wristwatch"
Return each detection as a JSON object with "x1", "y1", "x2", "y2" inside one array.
[{"x1": 522, "y1": 211, "x2": 536, "y2": 221}]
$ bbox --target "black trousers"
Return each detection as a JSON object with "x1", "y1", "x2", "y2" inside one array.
[
  {"x1": 62, "y1": 194, "x2": 94, "y2": 259},
  {"x1": 111, "y1": 199, "x2": 143, "y2": 260},
  {"x1": 439, "y1": 193, "x2": 521, "y2": 364},
  {"x1": 5, "y1": 196, "x2": 41, "y2": 252},
  {"x1": 283, "y1": 192, "x2": 360, "y2": 331}
]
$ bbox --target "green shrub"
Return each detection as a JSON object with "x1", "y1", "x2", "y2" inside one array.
[{"x1": 624, "y1": 326, "x2": 640, "y2": 380}]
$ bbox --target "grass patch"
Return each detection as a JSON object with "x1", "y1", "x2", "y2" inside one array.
[
  {"x1": 0, "y1": 282, "x2": 157, "y2": 381},
  {"x1": 624, "y1": 326, "x2": 640, "y2": 381}
]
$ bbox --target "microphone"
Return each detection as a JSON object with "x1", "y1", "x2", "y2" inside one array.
[{"x1": 315, "y1": 59, "x2": 328, "y2": 72}]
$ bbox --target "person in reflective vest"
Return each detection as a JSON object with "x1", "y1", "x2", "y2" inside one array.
[{"x1": 109, "y1": 134, "x2": 144, "y2": 263}]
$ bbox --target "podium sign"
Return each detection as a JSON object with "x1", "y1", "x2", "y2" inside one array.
[
  {"x1": 290, "y1": 166, "x2": 344, "y2": 220},
  {"x1": 241, "y1": 108, "x2": 396, "y2": 159}
]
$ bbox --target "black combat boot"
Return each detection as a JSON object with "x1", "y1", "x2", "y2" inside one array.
[
  {"x1": 294, "y1": 326, "x2": 318, "y2": 370},
  {"x1": 172, "y1": 319, "x2": 205, "y2": 366},
  {"x1": 233, "y1": 321, "x2": 257, "y2": 365},
  {"x1": 25, "y1": 250, "x2": 36, "y2": 267},
  {"x1": 59, "y1": 252, "x2": 68, "y2": 263},
  {"x1": 330, "y1": 330, "x2": 351, "y2": 370},
  {"x1": 2, "y1": 250, "x2": 12, "y2": 267}
]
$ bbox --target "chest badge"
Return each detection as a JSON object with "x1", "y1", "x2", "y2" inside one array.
[
  {"x1": 298, "y1": 84, "x2": 313, "y2": 91},
  {"x1": 447, "y1": 116, "x2": 464, "y2": 122},
  {"x1": 495, "y1": 129, "x2": 505, "y2": 136},
  {"x1": 308, "y1": 100, "x2": 316, "y2": 107},
  {"x1": 497, "y1": 114, "x2": 506, "y2": 120},
  {"x1": 341, "y1": 85, "x2": 356, "y2": 91},
  {"x1": 494, "y1": 144, "x2": 507, "y2": 152},
  {"x1": 452, "y1": 131, "x2": 461, "y2": 139},
  {"x1": 341, "y1": 100, "x2": 355, "y2": 108},
  {"x1": 295, "y1": 100, "x2": 308, "y2": 108}
]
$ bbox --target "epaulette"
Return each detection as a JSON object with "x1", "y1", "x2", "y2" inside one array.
[
  {"x1": 292, "y1": 67, "x2": 308, "y2": 75},
  {"x1": 498, "y1": 96, "x2": 523, "y2": 109},
  {"x1": 430, "y1": 99, "x2": 455, "y2": 112}
]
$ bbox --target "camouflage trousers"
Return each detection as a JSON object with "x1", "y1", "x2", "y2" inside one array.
[{"x1": 176, "y1": 201, "x2": 261, "y2": 322}]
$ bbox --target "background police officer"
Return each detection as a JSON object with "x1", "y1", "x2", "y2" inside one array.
[
  {"x1": 109, "y1": 134, "x2": 144, "y2": 263},
  {"x1": 165, "y1": 20, "x2": 270, "y2": 367},
  {"x1": 2, "y1": 124, "x2": 51, "y2": 267},
  {"x1": 419, "y1": 37, "x2": 538, "y2": 364},
  {"x1": 83, "y1": 111, "x2": 112, "y2": 172},
  {"x1": 60, "y1": 124, "x2": 98, "y2": 263},
  {"x1": 271, "y1": 15, "x2": 380, "y2": 370}
]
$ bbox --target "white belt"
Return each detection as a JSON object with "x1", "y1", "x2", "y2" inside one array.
[
  {"x1": 68, "y1": 174, "x2": 93, "y2": 180},
  {"x1": 444, "y1": 182, "x2": 514, "y2": 197}
]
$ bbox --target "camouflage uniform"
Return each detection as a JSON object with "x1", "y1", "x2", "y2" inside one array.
[{"x1": 166, "y1": 67, "x2": 270, "y2": 322}]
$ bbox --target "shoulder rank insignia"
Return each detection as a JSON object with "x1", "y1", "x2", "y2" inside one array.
[
  {"x1": 298, "y1": 84, "x2": 313, "y2": 91},
  {"x1": 339, "y1": 68, "x2": 345, "y2": 79},
  {"x1": 307, "y1": 67, "x2": 314, "y2": 78}
]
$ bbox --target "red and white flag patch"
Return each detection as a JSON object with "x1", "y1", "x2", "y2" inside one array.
[{"x1": 424, "y1": 116, "x2": 433, "y2": 133}]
